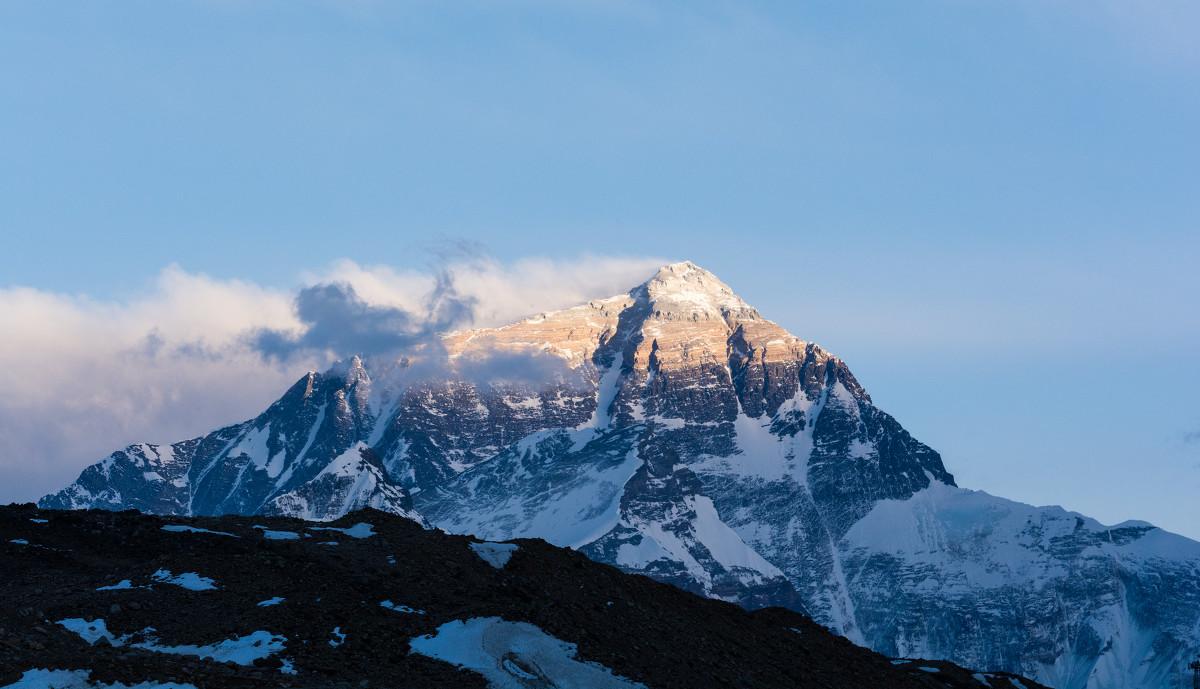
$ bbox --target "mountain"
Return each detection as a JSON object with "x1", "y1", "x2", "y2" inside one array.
[
  {"x1": 41, "y1": 261, "x2": 1200, "y2": 689},
  {"x1": 1, "y1": 505, "x2": 1049, "y2": 689}
]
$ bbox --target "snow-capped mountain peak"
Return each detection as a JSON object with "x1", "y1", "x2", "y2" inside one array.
[
  {"x1": 634, "y1": 260, "x2": 761, "y2": 322},
  {"x1": 42, "y1": 263, "x2": 1200, "y2": 689}
]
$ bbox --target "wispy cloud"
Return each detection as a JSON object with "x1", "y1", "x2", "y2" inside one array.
[{"x1": 0, "y1": 254, "x2": 665, "y2": 504}]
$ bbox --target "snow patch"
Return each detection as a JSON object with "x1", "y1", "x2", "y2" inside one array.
[
  {"x1": 433, "y1": 442, "x2": 642, "y2": 551},
  {"x1": 161, "y1": 525, "x2": 237, "y2": 537},
  {"x1": 137, "y1": 630, "x2": 286, "y2": 665},
  {"x1": 308, "y1": 522, "x2": 375, "y2": 539},
  {"x1": 329, "y1": 627, "x2": 346, "y2": 647},
  {"x1": 1, "y1": 669, "x2": 198, "y2": 689},
  {"x1": 254, "y1": 526, "x2": 300, "y2": 541},
  {"x1": 688, "y1": 495, "x2": 784, "y2": 577},
  {"x1": 409, "y1": 617, "x2": 647, "y2": 689},
  {"x1": 151, "y1": 569, "x2": 217, "y2": 591},
  {"x1": 58, "y1": 618, "x2": 117, "y2": 645},
  {"x1": 470, "y1": 541, "x2": 519, "y2": 569},
  {"x1": 57, "y1": 618, "x2": 286, "y2": 667},
  {"x1": 380, "y1": 600, "x2": 425, "y2": 615},
  {"x1": 574, "y1": 353, "x2": 625, "y2": 445},
  {"x1": 615, "y1": 536, "x2": 668, "y2": 569},
  {"x1": 96, "y1": 580, "x2": 135, "y2": 591}
]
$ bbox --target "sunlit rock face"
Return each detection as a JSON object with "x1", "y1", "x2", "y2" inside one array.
[{"x1": 43, "y1": 261, "x2": 1200, "y2": 689}]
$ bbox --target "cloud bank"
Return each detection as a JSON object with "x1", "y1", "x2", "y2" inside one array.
[{"x1": 0, "y1": 254, "x2": 665, "y2": 504}]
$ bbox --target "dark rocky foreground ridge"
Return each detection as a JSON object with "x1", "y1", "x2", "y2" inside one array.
[{"x1": 0, "y1": 505, "x2": 1044, "y2": 689}]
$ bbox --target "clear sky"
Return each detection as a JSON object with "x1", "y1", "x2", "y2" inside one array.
[{"x1": 1, "y1": 1, "x2": 1197, "y2": 538}]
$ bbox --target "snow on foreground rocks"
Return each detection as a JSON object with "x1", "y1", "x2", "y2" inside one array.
[
  {"x1": 57, "y1": 618, "x2": 286, "y2": 665},
  {"x1": 0, "y1": 505, "x2": 1047, "y2": 689},
  {"x1": 159, "y1": 525, "x2": 236, "y2": 538},
  {"x1": 2, "y1": 669, "x2": 197, "y2": 689},
  {"x1": 469, "y1": 541, "x2": 518, "y2": 569},
  {"x1": 253, "y1": 525, "x2": 300, "y2": 540},
  {"x1": 149, "y1": 570, "x2": 217, "y2": 592},
  {"x1": 308, "y1": 522, "x2": 374, "y2": 538},
  {"x1": 410, "y1": 617, "x2": 646, "y2": 689}
]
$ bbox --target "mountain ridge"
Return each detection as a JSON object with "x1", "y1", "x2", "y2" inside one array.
[
  {"x1": 1, "y1": 504, "x2": 1050, "y2": 689},
  {"x1": 41, "y1": 261, "x2": 1200, "y2": 689}
]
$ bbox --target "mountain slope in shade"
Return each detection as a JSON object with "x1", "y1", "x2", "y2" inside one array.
[
  {"x1": 1, "y1": 505, "x2": 1049, "y2": 689},
  {"x1": 42, "y1": 361, "x2": 426, "y2": 527},
  {"x1": 42, "y1": 261, "x2": 1200, "y2": 689}
]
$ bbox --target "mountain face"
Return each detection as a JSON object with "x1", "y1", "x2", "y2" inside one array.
[
  {"x1": 42, "y1": 261, "x2": 1200, "y2": 689},
  {"x1": 2, "y1": 505, "x2": 1048, "y2": 689}
]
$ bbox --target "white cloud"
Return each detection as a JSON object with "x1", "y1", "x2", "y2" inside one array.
[
  {"x1": 310, "y1": 254, "x2": 666, "y2": 327},
  {"x1": 0, "y1": 254, "x2": 666, "y2": 504}
]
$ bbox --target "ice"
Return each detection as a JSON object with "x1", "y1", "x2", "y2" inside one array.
[
  {"x1": 10, "y1": 539, "x2": 29, "y2": 545},
  {"x1": 151, "y1": 569, "x2": 217, "y2": 591},
  {"x1": 308, "y1": 522, "x2": 374, "y2": 539},
  {"x1": 1, "y1": 669, "x2": 199, "y2": 689},
  {"x1": 502, "y1": 657, "x2": 539, "y2": 679},
  {"x1": 409, "y1": 617, "x2": 647, "y2": 689},
  {"x1": 278, "y1": 659, "x2": 296, "y2": 675},
  {"x1": 257, "y1": 597, "x2": 285, "y2": 607},
  {"x1": 972, "y1": 673, "x2": 993, "y2": 687},
  {"x1": 160, "y1": 525, "x2": 237, "y2": 538},
  {"x1": 470, "y1": 542, "x2": 519, "y2": 569},
  {"x1": 254, "y1": 526, "x2": 300, "y2": 540},
  {"x1": 380, "y1": 600, "x2": 425, "y2": 615},
  {"x1": 919, "y1": 666, "x2": 941, "y2": 673},
  {"x1": 29, "y1": 518, "x2": 48, "y2": 524},
  {"x1": 96, "y1": 580, "x2": 135, "y2": 591}
]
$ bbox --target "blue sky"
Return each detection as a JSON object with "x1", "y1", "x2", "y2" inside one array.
[{"x1": 1, "y1": 1, "x2": 1197, "y2": 538}]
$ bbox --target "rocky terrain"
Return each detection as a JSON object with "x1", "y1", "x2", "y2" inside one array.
[
  {"x1": 41, "y1": 262, "x2": 1200, "y2": 689},
  {"x1": 0, "y1": 505, "x2": 1048, "y2": 689}
]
